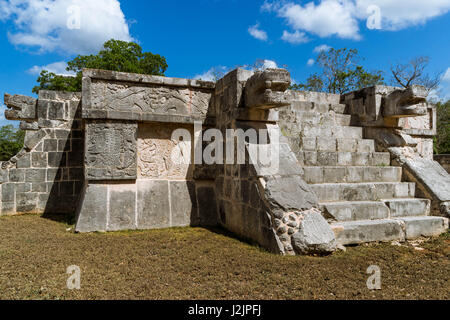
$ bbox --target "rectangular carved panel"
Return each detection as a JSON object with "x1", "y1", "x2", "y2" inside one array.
[
  {"x1": 85, "y1": 121, "x2": 137, "y2": 180},
  {"x1": 137, "y1": 123, "x2": 194, "y2": 180}
]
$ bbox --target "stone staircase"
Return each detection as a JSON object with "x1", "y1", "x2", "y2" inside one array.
[{"x1": 281, "y1": 100, "x2": 448, "y2": 246}]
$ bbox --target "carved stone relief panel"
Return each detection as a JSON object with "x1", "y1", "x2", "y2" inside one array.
[
  {"x1": 137, "y1": 123, "x2": 194, "y2": 180},
  {"x1": 85, "y1": 121, "x2": 137, "y2": 180}
]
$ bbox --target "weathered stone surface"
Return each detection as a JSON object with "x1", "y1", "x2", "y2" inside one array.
[
  {"x1": 321, "y1": 201, "x2": 390, "y2": 222},
  {"x1": 4, "y1": 94, "x2": 36, "y2": 120},
  {"x1": 403, "y1": 158, "x2": 450, "y2": 202},
  {"x1": 75, "y1": 183, "x2": 107, "y2": 233},
  {"x1": 396, "y1": 216, "x2": 449, "y2": 239},
  {"x1": 383, "y1": 85, "x2": 428, "y2": 118},
  {"x1": 20, "y1": 121, "x2": 39, "y2": 131},
  {"x1": 332, "y1": 219, "x2": 405, "y2": 245},
  {"x1": 264, "y1": 175, "x2": 318, "y2": 212},
  {"x1": 83, "y1": 69, "x2": 214, "y2": 122},
  {"x1": 2, "y1": 183, "x2": 15, "y2": 202},
  {"x1": 197, "y1": 184, "x2": 218, "y2": 226},
  {"x1": 24, "y1": 130, "x2": 47, "y2": 150},
  {"x1": 244, "y1": 69, "x2": 291, "y2": 109},
  {"x1": 137, "y1": 180, "x2": 170, "y2": 229},
  {"x1": 108, "y1": 184, "x2": 136, "y2": 231},
  {"x1": 170, "y1": 181, "x2": 197, "y2": 227},
  {"x1": 292, "y1": 210, "x2": 336, "y2": 255},
  {"x1": 85, "y1": 121, "x2": 137, "y2": 180},
  {"x1": 384, "y1": 199, "x2": 430, "y2": 217},
  {"x1": 137, "y1": 123, "x2": 193, "y2": 179}
]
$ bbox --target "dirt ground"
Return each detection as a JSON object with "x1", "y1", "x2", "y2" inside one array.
[{"x1": 0, "y1": 214, "x2": 448, "y2": 300}]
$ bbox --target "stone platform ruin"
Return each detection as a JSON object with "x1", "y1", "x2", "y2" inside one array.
[{"x1": 1, "y1": 68, "x2": 448, "y2": 255}]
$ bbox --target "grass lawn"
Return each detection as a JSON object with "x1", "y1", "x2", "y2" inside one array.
[{"x1": 0, "y1": 214, "x2": 448, "y2": 300}]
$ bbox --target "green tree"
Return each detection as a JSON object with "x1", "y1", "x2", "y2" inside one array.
[
  {"x1": 292, "y1": 48, "x2": 384, "y2": 94},
  {"x1": 33, "y1": 39, "x2": 168, "y2": 94},
  {"x1": 0, "y1": 125, "x2": 25, "y2": 161},
  {"x1": 434, "y1": 100, "x2": 450, "y2": 154}
]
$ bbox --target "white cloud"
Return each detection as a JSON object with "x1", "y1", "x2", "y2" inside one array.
[
  {"x1": 194, "y1": 66, "x2": 229, "y2": 82},
  {"x1": 194, "y1": 60, "x2": 279, "y2": 81},
  {"x1": 313, "y1": 44, "x2": 332, "y2": 53},
  {"x1": 436, "y1": 67, "x2": 450, "y2": 100},
  {"x1": 281, "y1": 30, "x2": 309, "y2": 44},
  {"x1": 0, "y1": 0, "x2": 133, "y2": 55},
  {"x1": 442, "y1": 67, "x2": 450, "y2": 82},
  {"x1": 264, "y1": 0, "x2": 450, "y2": 40},
  {"x1": 248, "y1": 23, "x2": 268, "y2": 41},
  {"x1": 277, "y1": 1, "x2": 361, "y2": 40},
  {"x1": 259, "y1": 59, "x2": 278, "y2": 70},
  {"x1": 307, "y1": 58, "x2": 315, "y2": 66},
  {"x1": 27, "y1": 61, "x2": 75, "y2": 76},
  {"x1": 355, "y1": 0, "x2": 450, "y2": 30}
]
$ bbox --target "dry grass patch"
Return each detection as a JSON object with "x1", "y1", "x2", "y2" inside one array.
[{"x1": 0, "y1": 215, "x2": 448, "y2": 300}]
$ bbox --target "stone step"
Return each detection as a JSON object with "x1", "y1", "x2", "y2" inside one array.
[
  {"x1": 299, "y1": 137, "x2": 375, "y2": 153},
  {"x1": 299, "y1": 151, "x2": 391, "y2": 167},
  {"x1": 331, "y1": 219, "x2": 405, "y2": 245},
  {"x1": 321, "y1": 201, "x2": 390, "y2": 222},
  {"x1": 331, "y1": 216, "x2": 449, "y2": 245},
  {"x1": 292, "y1": 111, "x2": 352, "y2": 127},
  {"x1": 301, "y1": 125, "x2": 363, "y2": 139},
  {"x1": 290, "y1": 101, "x2": 347, "y2": 114},
  {"x1": 383, "y1": 199, "x2": 431, "y2": 217},
  {"x1": 396, "y1": 216, "x2": 449, "y2": 240},
  {"x1": 320, "y1": 198, "x2": 430, "y2": 222},
  {"x1": 311, "y1": 182, "x2": 416, "y2": 202},
  {"x1": 302, "y1": 166, "x2": 402, "y2": 184}
]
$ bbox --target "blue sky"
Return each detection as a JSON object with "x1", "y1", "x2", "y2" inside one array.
[{"x1": 1, "y1": 0, "x2": 450, "y2": 126}]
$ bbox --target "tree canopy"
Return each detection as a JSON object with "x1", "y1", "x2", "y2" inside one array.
[
  {"x1": 434, "y1": 100, "x2": 450, "y2": 155},
  {"x1": 0, "y1": 125, "x2": 25, "y2": 161},
  {"x1": 33, "y1": 39, "x2": 168, "y2": 94},
  {"x1": 291, "y1": 48, "x2": 384, "y2": 94}
]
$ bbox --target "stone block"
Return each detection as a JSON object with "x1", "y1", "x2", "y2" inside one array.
[
  {"x1": 264, "y1": 175, "x2": 318, "y2": 212},
  {"x1": 44, "y1": 139, "x2": 58, "y2": 152},
  {"x1": 75, "y1": 183, "x2": 107, "y2": 233},
  {"x1": 48, "y1": 152, "x2": 66, "y2": 167},
  {"x1": 137, "y1": 180, "x2": 170, "y2": 229},
  {"x1": 332, "y1": 219, "x2": 405, "y2": 245},
  {"x1": 85, "y1": 121, "x2": 137, "y2": 180},
  {"x1": 25, "y1": 169, "x2": 46, "y2": 182},
  {"x1": 1, "y1": 202, "x2": 16, "y2": 216},
  {"x1": 1, "y1": 183, "x2": 15, "y2": 202},
  {"x1": 9, "y1": 169, "x2": 25, "y2": 182},
  {"x1": 16, "y1": 183, "x2": 32, "y2": 193},
  {"x1": 396, "y1": 216, "x2": 449, "y2": 239},
  {"x1": 32, "y1": 152, "x2": 47, "y2": 168},
  {"x1": 47, "y1": 168, "x2": 62, "y2": 182},
  {"x1": 58, "y1": 139, "x2": 71, "y2": 152},
  {"x1": 47, "y1": 100, "x2": 65, "y2": 120},
  {"x1": 108, "y1": 184, "x2": 136, "y2": 231},
  {"x1": 292, "y1": 209, "x2": 336, "y2": 255},
  {"x1": 16, "y1": 192, "x2": 38, "y2": 213},
  {"x1": 170, "y1": 181, "x2": 197, "y2": 227},
  {"x1": 32, "y1": 182, "x2": 47, "y2": 193},
  {"x1": 20, "y1": 121, "x2": 39, "y2": 131},
  {"x1": 16, "y1": 154, "x2": 31, "y2": 168},
  {"x1": 197, "y1": 184, "x2": 217, "y2": 226}
]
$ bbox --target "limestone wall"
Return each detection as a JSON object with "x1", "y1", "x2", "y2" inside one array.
[
  {"x1": 75, "y1": 69, "x2": 218, "y2": 232},
  {"x1": 0, "y1": 91, "x2": 84, "y2": 216}
]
